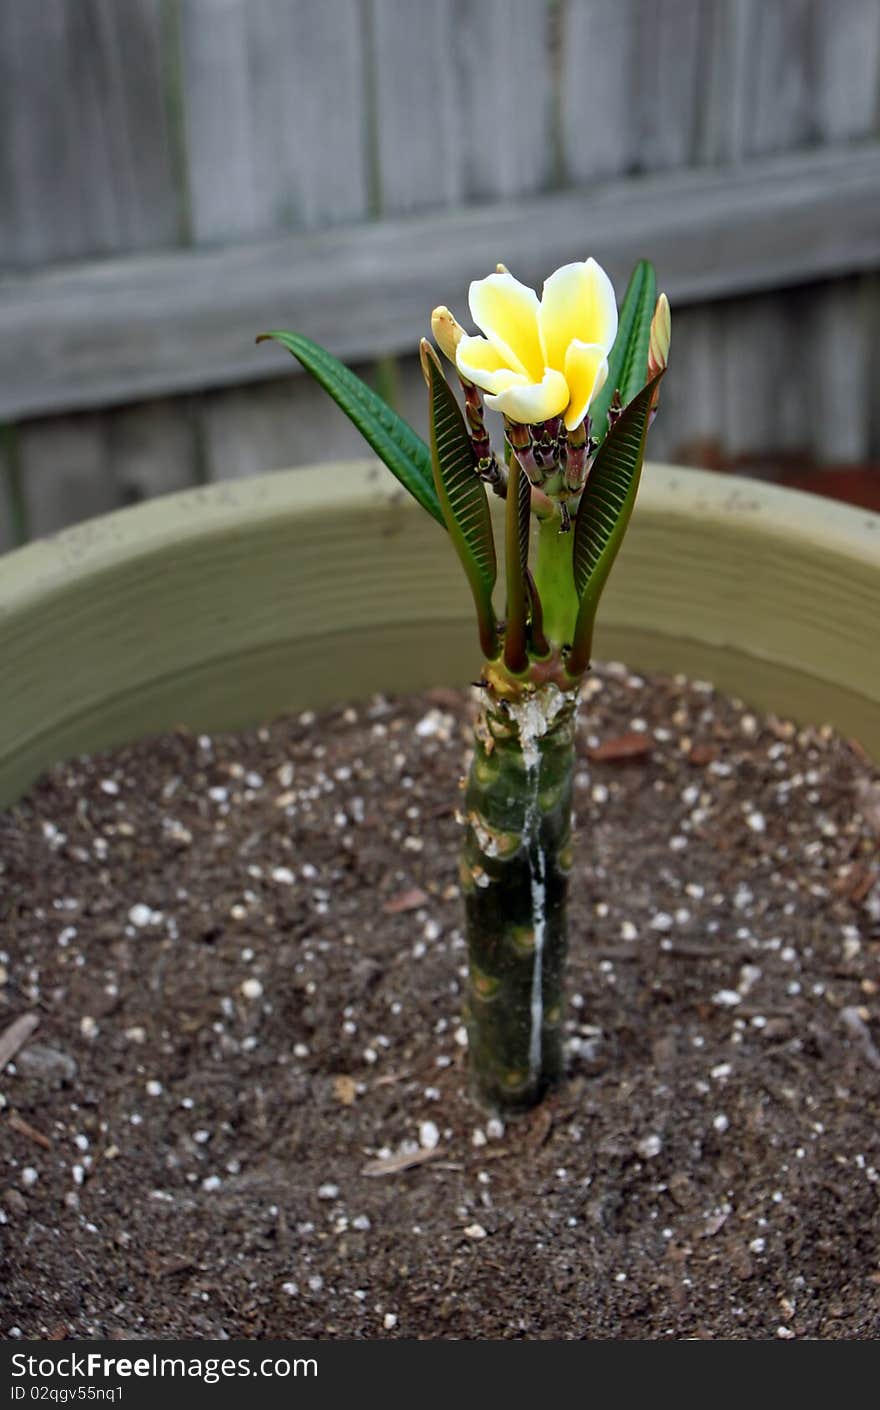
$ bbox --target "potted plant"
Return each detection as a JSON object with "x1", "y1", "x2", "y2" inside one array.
[
  {"x1": 2, "y1": 263, "x2": 879, "y2": 1341},
  {"x1": 259, "y1": 256, "x2": 670, "y2": 1110}
]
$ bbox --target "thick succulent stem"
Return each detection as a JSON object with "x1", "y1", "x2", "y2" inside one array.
[
  {"x1": 532, "y1": 513, "x2": 578, "y2": 647},
  {"x1": 461, "y1": 683, "x2": 578, "y2": 1111}
]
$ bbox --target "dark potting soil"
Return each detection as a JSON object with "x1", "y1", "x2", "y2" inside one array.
[{"x1": 1, "y1": 663, "x2": 879, "y2": 1342}]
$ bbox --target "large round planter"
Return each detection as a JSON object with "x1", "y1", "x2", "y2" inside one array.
[{"x1": 0, "y1": 461, "x2": 877, "y2": 810}]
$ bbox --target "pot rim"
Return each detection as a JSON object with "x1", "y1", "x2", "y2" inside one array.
[{"x1": 1, "y1": 460, "x2": 878, "y2": 809}]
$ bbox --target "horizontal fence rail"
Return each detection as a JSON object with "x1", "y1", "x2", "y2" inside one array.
[{"x1": 1, "y1": 143, "x2": 879, "y2": 422}]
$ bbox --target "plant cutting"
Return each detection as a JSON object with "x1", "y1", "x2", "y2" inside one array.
[
  {"x1": 7, "y1": 302, "x2": 880, "y2": 1339},
  {"x1": 259, "y1": 258, "x2": 670, "y2": 1111}
]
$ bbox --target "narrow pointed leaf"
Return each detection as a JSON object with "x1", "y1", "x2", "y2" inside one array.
[
  {"x1": 503, "y1": 453, "x2": 530, "y2": 672},
  {"x1": 568, "y1": 373, "x2": 663, "y2": 675},
  {"x1": 258, "y1": 330, "x2": 443, "y2": 526},
  {"x1": 425, "y1": 349, "x2": 498, "y2": 659},
  {"x1": 590, "y1": 260, "x2": 656, "y2": 446}
]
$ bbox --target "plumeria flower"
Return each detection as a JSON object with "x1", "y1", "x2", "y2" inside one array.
[{"x1": 434, "y1": 259, "x2": 618, "y2": 431}]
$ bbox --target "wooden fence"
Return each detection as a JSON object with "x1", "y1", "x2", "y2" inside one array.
[{"x1": 1, "y1": 0, "x2": 879, "y2": 551}]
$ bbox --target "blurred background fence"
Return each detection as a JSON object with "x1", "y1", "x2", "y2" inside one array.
[{"x1": 1, "y1": 0, "x2": 879, "y2": 550}]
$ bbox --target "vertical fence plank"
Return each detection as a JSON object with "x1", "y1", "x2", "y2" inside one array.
[
  {"x1": 17, "y1": 416, "x2": 120, "y2": 539},
  {"x1": 559, "y1": 0, "x2": 638, "y2": 180},
  {"x1": 453, "y1": 0, "x2": 554, "y2": 201},
  {"x1": 719, "y1": 290, "x2": 811, "y2": 465},
  {"x1": 694, "y1": 0, "x2": 752, "y2": 164},
  {"x1": 370, "y1": 0, "x2": 463, "y2": 214},
  {"x1": 106, "y1": 400, "x2": 201, "y2": 505},
  {"x1": 199, "y1": 377, "x2": 371, "y2": 482},
  {"x1": 811, "y1": 2, "x2": 880, "y2": 465},
  {"x1": 179, "y1": 0, "x2": 371, "y2": 481},
  {"x1": 807, "y1": 278, "x2": 875, "y2": 465},
  {"x1": 372, "y1": 0, "x2": 555, "y2": 212},
  {"x1": 176, "y1": 0, "x2": 254, "y2": 243},
  {"x1": 814, "y1": 0, "x2": 880, "y2": 142},
  {"x1": 0, "y1": 0, "x2": 180, "y2": 268},
  {"x1": 741, "y1": 0, "x2": 816, "y2": 157},
  {"x1": 0, "y1": 433, "x2": 15, "y2": 552},
  {"x1": 632, "y1": 0, "x2": 706, "y2": 172},
  {"x1": 179, "y1": 0, "x2": 368, "y2": 243},
  {"x1": 641, "y1": 306, "x2": 721, "y2": 467}
]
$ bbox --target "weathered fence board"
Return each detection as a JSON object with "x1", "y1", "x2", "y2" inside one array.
[
  {"x1": 17, "y1": 415, "x2": 118, "y2": 539},
  {"x1": 179, "y1": 0, "x2": 369, "y2": 242},
  {"x1": 370, "y1": 0, "x2": 463, "y2": 214},
  {"x1": 819, "y1": 0, "x2": 880, "y2": 140},
  {"x1": 199, "y1": 375, "x2": 373, "y2": 482},
  {"x1": 633, "y1": 0, "x2": 705, "y2": 172},
  {"x1": 2, "y1": 144, "x2": 878, "y2": 424},
  {"x1": 106, "y1": 399, "x2": 202, "y2": 505},
  {"x1": 0, "y1": 438, "x2": 15, "y2": 552},
  {"x1": 179, "y1": 0, "x2": 373, "y2": 480},
  {"x1": 808, "y1": 276, "x2": 877, "y2": 465},
  {"x1": 0, "y1": 0, "x2": 180, "y2": 268},
  {"x1": 560, "y1": 0, "x2": 639, "y2": 180},
  {"x1": 451, "y1": 0, "x2": 554, "y2": 201}
]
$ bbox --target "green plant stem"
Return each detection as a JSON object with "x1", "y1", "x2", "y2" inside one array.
[
  {"x1": 461, "y1": 683, "x2": 577, "y2": 1111},
  {"x1": 532, "y1": 514, "x2": 578, "y2": 647}
]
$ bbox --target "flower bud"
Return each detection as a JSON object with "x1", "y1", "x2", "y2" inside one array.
[
  {"x1": 430, "y1": 306, "x2": 466, "y2": 365},
  {"x1": 648, "y1": 293, "x2": 671, "y2": 378}
]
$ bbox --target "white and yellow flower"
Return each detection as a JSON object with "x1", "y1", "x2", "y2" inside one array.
[{"x1": 435, "y1": 259, "x2": 618, "y2": 431}]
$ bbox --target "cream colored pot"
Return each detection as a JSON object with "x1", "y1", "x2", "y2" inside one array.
[{"x1": 1, "y1": 462, "x2": 877, "y2": 809}]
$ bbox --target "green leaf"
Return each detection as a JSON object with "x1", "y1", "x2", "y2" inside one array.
[
  {"x1": 568, "y1": 373, "x2": 663, "y2": 676},
  {"x1": 424, "y1": 346, "x2": 499, "y2": 659},
  {"x1": 590, "y1": 260, "x2": 656, "y2": 446},
  {"x1": 258, "y1": 330, "x2": 443, "y2": 526}
]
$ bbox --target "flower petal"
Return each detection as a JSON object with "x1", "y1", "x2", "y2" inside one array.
[
  {"x1": 485, "y1": 368, "x2": 570, "y2": 426},
  {"x1": 456, "y1": 335, "x2": 528, "y2": 396},
  {"x1": 468, "y1": 272, "x2": 544, "y2": 382},
  {"x1": 563, "y1": 342, "x2": 608, "y2": 430},
  {"x1": 540, "y1": 258, "x2": 618, "y2": 373}
]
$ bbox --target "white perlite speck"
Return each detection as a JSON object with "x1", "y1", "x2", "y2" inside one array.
[
  {"x1": 464, "y1": 1224, "x2": 487, "y2": 1240},
  {"x1": 128, "y1": 904, "x2": 161, "y2": 928},
  {"x1": 636, "y1": 1134, "x2": 662, "y2": 1159},
  {"x1": 419, "y1": 1120, "x2": 440, "y2": 1150},
  {"x1": 271, "y1": 866, "x2": 295, "y2": 886},
  {"x1": 712, "y1": 989, "x2": 742, "y2": 1008},
  {"x1": 241, "y1": 978, "x2": 264, "y2": 1000}
]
